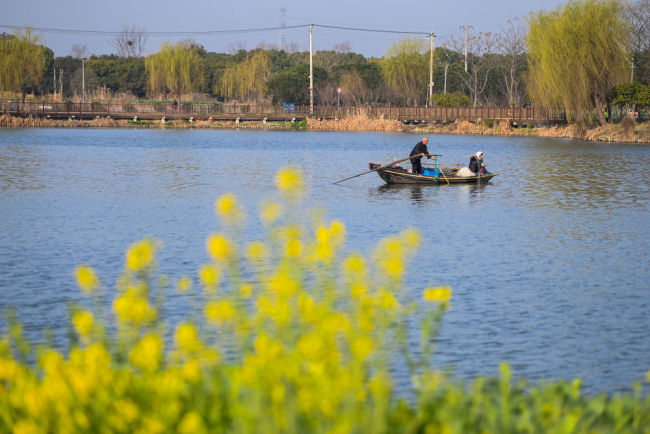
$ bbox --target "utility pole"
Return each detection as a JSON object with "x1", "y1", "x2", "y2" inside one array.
[
  {"x1": 53, "y1": 68, "x2": 57, "y2": 98},
  {"x1": 309, "y1": 24, "x2": 314, "y2": 115},
  {"x1": 60, "y1": 69, "x2": 63, "y2": 97},
  {"x1": 82, "y1": 58, "x2": 86, "y2": 103},
  {"x1": 459, "y1": 25, "x2": 473, "y2": 73},
  {"x1": 444, "y1": 63, "x2": 448, "y2": 94},
  {"x1": 427, "y1": 31, "x2": 435, "y2": 107}
]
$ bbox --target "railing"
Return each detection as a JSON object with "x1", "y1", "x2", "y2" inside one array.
[{"x1": 0, "y1": 101, "x2": 567, "y2": 123}]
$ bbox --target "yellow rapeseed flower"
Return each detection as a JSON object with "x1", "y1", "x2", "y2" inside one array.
[
  {"x1": 125, "y1": 239, "x2": 156, "y2": 272},
  {"x1": 199, "y1": 264, "x2": 220, "y2": 289},
  {"x1": 343, "y1": 255, "x2": 366, "y2": 277},
  {"x1": 275, "y1": 166, "x2": 304, "y2": 195},
  {"x1": 175, "y1": 323, "x2": 201, "y2": 353},
  {"x1": 268, "y1": 267, "x2": 300, "y2": 298},
  {"x1": 113, "y1": 288, "x2": 157, "y2": 325},
  {"x1": 205, "y1": 300, "x2": 236, "y2": 325},
  {"x1": 272, "y1": 384, "x2": 286, "y2": 404},
  {"x1": 72, "y1": 311, "x2": 94, "y2": 337},
  {"x1": 215, "y1": 193, "x2": 243, "y2": 223},
  {"x1": 379, "y1": 255, "x2": 404, "y2": 279},
  {"x1": 350, "y1": 283, "x2": 367, "y2": 298},
  {"x1": 261, "y1": 202, "x2": 283, "y2": 226},
  {"x1": 422, "y1": 286, "x2": 452, "y2": 303},
  {"x1": 13, "y1": 420, "x2": 40, "y2": 434},
  {"x1": 75, "y1": 265, "x2": 99, "y2": 293},
  {"x1": 176, "y1": 276, "x2": 193, "y2": 292},
  {"x1": 329, "y1": 220, "x2": 346, "y2": 244},
  {"x1": 113, "y1": 399, "x2": 139, "y2": 424},
  {"x1": 257, "y1": 297, "x2": 291, "y2": 326},
  {"x1": 246, "y1": 241, "x2": 267, "y2": 263},
  {"x1": 178, "y1": 411, "x2": 206, "y2": 434},
  {"x1": 206, "y1": 233, "x2": 233, "y2": 262},
  {"x1": 377, "y1": 289, "x2": 399, "y2": 311},
  {"x1": 129, "y1": 333, "x2": 163, "y2": 373},
  {"x1": 285, "y1": 239, "x2": 303, "y2": 258},
  {"x1": 401, "y1": 228, "x2": 421, "y2": 249},
  {"x1": 351, "y1": 336, "x2": 374, "y2": 360},
  {"x1": 182, "y1": 359, "x2": 202, "y2": 383},
  {"x1": 239, "y1": 283, "x2": 253, "y2": 298}
]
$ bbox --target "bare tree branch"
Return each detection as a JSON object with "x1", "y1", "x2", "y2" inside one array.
[
  {"x1": 111, "y1": 25, "x2": 147, "y2": 58},
  {"x1": 497, "y1": 19, "x2": 527, "y2": 106},
  {"x1": 447, "y1": 30, "x2": 501, "y2": 106},
  {"x1": 70, "y1": 44, "x2": 88, "y2": 59}
]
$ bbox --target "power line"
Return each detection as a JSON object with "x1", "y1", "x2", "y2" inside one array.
[
  {"x1": 0, "y1": 23, "x2": 430, "y2": 38},
  {"x1": 314, "y1": 24, "x2": 428, "y2": 35}
]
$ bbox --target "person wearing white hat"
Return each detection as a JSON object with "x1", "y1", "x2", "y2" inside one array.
[{"x1": 469, "y1": 151, "x2": 487, "y2": 175}]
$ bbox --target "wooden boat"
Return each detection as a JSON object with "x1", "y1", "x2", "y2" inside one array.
[{"x1": 368, "y1": 162, "x2": 499, "y2": 185}]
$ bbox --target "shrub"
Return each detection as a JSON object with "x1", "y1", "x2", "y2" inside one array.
[
  {"x1": 433, "y1": 92, "x2": 472, "y2": 107},
  {"x1": 621, "y1": 116, "x2": 636, "y2": 138}
]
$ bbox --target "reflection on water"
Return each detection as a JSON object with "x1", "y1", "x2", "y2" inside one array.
[
  {"x1": 520, "y1": 148, "x2": 650, "y2": 210},
  {"x1": 372, "y1": 181, "x2": 494, "y2": 204},
  {"x1": 0, "y1": 145, "x2": 48, "y2": 192},
  {"x1": 0, "y1": 129, "x2": 649, "y2": 395}
]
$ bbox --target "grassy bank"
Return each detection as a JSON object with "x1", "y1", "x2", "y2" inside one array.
[{"x1": 2, "y1": 113, "x2": 649, "y2": 143}]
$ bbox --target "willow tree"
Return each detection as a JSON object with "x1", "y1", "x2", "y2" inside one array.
[
  {"x1": 0, "y1": 27, "x2": 46, "y2": 100},
  {"x1": 145, "y1": 40, "x2": 203, "y2": 107},
  {"x1": 527, "y1": 0, "x2": 630, "y2": 125},
  {"x1": 382, "y1": 37, "x2": 428, "y2": 106},
  {"x1": 217, "y1": 50, "x2": 271, "y2": 102}
]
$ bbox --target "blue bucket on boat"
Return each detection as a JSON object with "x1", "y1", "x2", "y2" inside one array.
[{"x1": 422, "y1": 168, "x2": 440, "y2": 177}]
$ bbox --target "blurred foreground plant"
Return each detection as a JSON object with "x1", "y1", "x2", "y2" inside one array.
[{"x1": 0, "y1": 166, "x2": 648, "y2": 433}]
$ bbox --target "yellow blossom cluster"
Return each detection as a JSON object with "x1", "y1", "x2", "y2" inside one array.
[{"x1": 0, "y1": 166, "x2": 458, "y2": 434}]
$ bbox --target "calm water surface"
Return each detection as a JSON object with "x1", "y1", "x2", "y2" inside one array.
[{"x1": 1, "y1": 128, "x2": 648, "y2": 394}]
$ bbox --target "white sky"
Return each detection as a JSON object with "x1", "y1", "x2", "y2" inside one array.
[{"x1": 2, "y1": 0, "x2": 568, "y2": 57}]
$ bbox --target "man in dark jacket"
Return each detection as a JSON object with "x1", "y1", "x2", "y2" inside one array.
[{"x1": 409, "y1": 137, "x2": 432, "y2": 174}]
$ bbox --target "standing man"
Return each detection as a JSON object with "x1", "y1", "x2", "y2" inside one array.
[{"x1": 409, "y1": 136, "x2": 432, "y2": 174}]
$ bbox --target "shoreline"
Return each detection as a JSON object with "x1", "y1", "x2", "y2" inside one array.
[{"x1": 1, "y1": 114, "x2": 648, "y2": 144}]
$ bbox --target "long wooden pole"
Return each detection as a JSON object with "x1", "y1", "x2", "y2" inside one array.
[{"x1": 334, "y1": 154, "x2": 440, "y2": 185}]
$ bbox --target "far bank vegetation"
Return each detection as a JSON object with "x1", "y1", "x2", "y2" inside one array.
[{"x1": 1, "y1": 0, "x2": 649, "y2": 128}]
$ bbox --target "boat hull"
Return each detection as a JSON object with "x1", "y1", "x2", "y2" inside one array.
[{"x1": 369, "y1": 163, "x2": 499, "y2": 185}]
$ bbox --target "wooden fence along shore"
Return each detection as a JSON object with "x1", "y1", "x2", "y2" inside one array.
[{"x1": 0, "y1": 100, "x2": 567, "y2": 125}]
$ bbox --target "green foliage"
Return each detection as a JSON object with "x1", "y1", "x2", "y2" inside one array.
[
  {"x1": 265, "y1": 64, "x2": 328, "y2": 105},
  {"x1": 0, "y1": 28, "x2": 47, "y2": 97},
  {"x1": 527, "y1": 0, "x2": 631, "y2": 125},
  {"x1": 89, "y1": 55, "x2": 146, "y2": 98},
  {"x1": 636, "y1": 85, "x2": 650, "y2": 119},
  {"x1": 145, "y1": 41, "x2": 204, "y2": 101},
  {"x1": 434, "y1": 91, "x2": 472, "y2": 107},
  {"x1": 382, "y1": 37, "x2": 428, "y2": 106},
  {"x1": 216, "y1": 51, "x2": 271, "y2": 101},
  {"x1": 612, "y1": 82, "x2": 650, "y2": 120},
  {"x1": 332, "y1": 62, "x2": 382, "y2": 90},
  {"x1": 480, "y1": 118, "x2": 495, "y2": 128},
  {"x1": 289, "y1": 119, "x2": 308, "y2": 129}
]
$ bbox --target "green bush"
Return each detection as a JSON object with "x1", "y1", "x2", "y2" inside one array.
[{"x1": 433, "y1": 92, "x2": 472, "y2": 107}]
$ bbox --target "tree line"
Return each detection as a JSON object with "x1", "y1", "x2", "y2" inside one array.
[{"x1": 1, "y1": 0, "x2": 649, "y2": 125}]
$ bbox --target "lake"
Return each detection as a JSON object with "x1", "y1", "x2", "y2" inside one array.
[{"x1": 0, "y1": 128, "x2": 648, "y2": 394}]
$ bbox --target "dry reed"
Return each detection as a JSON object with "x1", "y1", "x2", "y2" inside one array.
[{"x1": 308, "y1": 112, "x2": 403, "y2": 132}]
